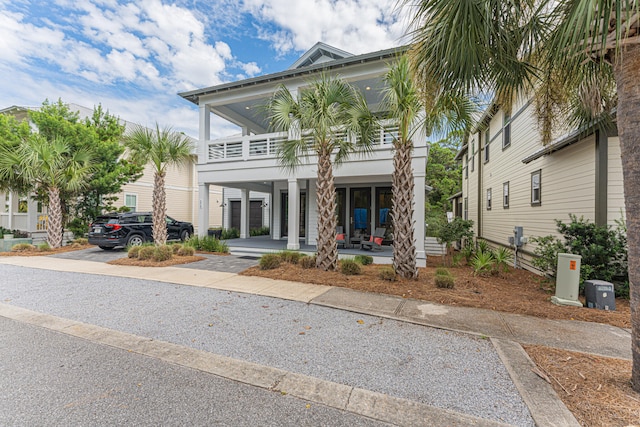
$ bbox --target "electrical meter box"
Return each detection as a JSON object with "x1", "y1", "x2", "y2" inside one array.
[{"x1": 584, "y1": 280, "x2": 616, "y2": 311}]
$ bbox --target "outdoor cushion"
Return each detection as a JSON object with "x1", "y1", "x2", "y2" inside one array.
[
  {"x1": 374, "y1": 237, "x2": 383, "y2": 245},
  {"x1": 336, "y1": 233, "x2": 345, "y2": 240}
]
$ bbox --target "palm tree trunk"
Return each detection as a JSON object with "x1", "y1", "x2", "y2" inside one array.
[
  {"x1": 613, "y1": 43, "x2": 640, "y2": 392},
  {"x1": 315, "y1": 149, "x2": 338, "y2": 271},
  {"x1": 392, "y1": 142, "x2": 418, "y2": 278},
  {"x1": 47, "y1": 187, "x2": 63, "y2": 249},
  {"x1": 152, "y1": 171, "x2": 168, "y2": 245}
]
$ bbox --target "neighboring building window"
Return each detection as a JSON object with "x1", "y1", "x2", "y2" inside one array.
[
  {"x1": 464, "y1": 155, "x2": 468, "y2": 179},
  {"x1": 503, "y1": 182, "x2": 509, "y2": 208},
  {"x1": 125, "y1": 193, "x2": 137, "y2": 211},
  {"x1": 531, "y1": 170, "x2": 541, "y2": 205},
  {"x1": 18, "y1": 196, "x2": 28, "y2": 213},
  {"x1": 486, "y1": 188, "x2": 492, "y2": 210},
  {"x1": 503, "y1": 113, "x2": 511, "y2": 149},
  {"x1": 3, "y1": 194, "x2": 8, "y2": 213},
  {"x1": 484, "y1": 129, "x2": 490, "y2": 163},
  {"x1": 463, "y1": 197, "x2": 468, "y2": 220}
]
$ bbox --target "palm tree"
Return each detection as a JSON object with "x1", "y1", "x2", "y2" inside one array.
[
  {"x1": 124, "y1": 124, "x2": 194, "y2": 246},
  {"x1": 382, "y1": 55, "x2": 475, "y2": 278},
  {"x1": 403, "y1": 0, "x2": 640, "y2": 390},
  {"x1": 0, "y1": 135, "x2": 93, "y2": 248},
  {"x1": 267, "y1": 75, "x2": 376, "y2": 271}
]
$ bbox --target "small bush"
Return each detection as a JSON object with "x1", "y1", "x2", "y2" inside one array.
[
  {"x1": 280, "y1": 250, "x2": 302, "y2": 264},
  {"x1": 260, "y1": 253, "x2": 282, "y2": 270},
  {"x1": 354, "y1": 255, "x2": 373, "y2": 265},
  {"x1": 470, "y1": 251, "x2": 495, "y2": 276},
  {"x1": 340, "y1": 258, "x2": 361, "y2": 275},
  {"x1": 171, "y1": 243, "x2": 183, "y2": 254},
  {"x1": 435, "y1": 267, "x2": 452, "y2": 277},
  {"x1": 434, "y1": 274, "x2": 455, "y2": 289},
  {"x1": 379, "y1": 267, "x2": 396, "y2": 281},
  {"x1": 492, "y1": 247, "x2": 513, "y2": 273},
  {"x1": 221, "y1": 228, "x2": 240, "y2": 240},
  {"x1": 452, "y1": 253, "x2": 464, "y2": 267},
  {"x1": 138, "y1": 246, "x2": 155, "y2": 261},
  {"x1": 476, "y1": 239, "x2": 490, "y2": 254},
  {"x1": 73, "y1": 237, "x2": 88, "y2": 245},
  {"x1": 300, "y1": 255, "x2": 317, "y2": 269},
  {"x1": 185, "y1": 235, "x2": 229, "y2": 253},
  {"x1": 177, "y1": 246, "x2": 195, "y2": 256},
  {"x1": 11, "y1": 243, "x2": 35, "y2": 252},
  {"x1": 153, "y1": 245, "x2": 173, "y2": 262},
  {"x1": 128, "y1": 246, "x2": 141, "y2": 258},
  {"x1": 249, "y1": 226, "x2": 270, "y2": 237},
  {"x1": 37, "y1": 242, "x2": 51, "y2": 252}
]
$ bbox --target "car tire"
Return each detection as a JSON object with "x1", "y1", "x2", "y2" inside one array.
[
  {"x1": 127, "y1": 234, "x2": 145, "y2": 247},
  {"x1": 98, "y1": 246, "x2": 114, "y2": 251},
  {"x1": 180, "y1": 229, "x2": 191, "y2": 241}
]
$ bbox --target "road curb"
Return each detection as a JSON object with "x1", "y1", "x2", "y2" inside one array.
[{"x1": 0, "y1": 303, "x2": 511, "y2": 427}]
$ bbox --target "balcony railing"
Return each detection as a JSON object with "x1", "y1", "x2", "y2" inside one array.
[{"x1": 206, "y1": 123, "x2": 400, "y2": 162}]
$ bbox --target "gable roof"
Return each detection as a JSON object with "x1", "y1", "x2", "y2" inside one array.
[{"x1": 289, "y1": 42, "x2": 353, "y2": 69}]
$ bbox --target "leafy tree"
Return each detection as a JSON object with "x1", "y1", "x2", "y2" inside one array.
[
  {"x1": 403, "y1": 0, "x2": 640, "y2": 389},
  {"x1": 28, "y1": 100, "x2": 143, "y2": 224},
  {"x1": 0, "y1": 135, "x2": 93, "y2": 248},
  {"x1": 0, "y1": 114, "x2": 32, "y2": 194},
  {"x1": 267, "y1": 74, "x2": 376, "y2": 271},
  {"x1": 124, "y1": 123, "x2": 194, "y2": 245},
  {"x1": 426, "y1": 141, "x2": 461, "y2": 213}
]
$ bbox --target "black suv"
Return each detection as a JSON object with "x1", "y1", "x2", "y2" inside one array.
[{"x1": 88, "y1": 212, "x2": 194, "y2": 250}]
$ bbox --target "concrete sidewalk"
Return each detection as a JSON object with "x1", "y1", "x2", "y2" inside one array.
[{"x1": 2, "y1": 255, "x2": 627, "y2": 426}]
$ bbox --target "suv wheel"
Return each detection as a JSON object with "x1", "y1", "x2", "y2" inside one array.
[
  {"x1": 127, "y1": 234, "x2": 145, "y2": 247},
  {"x1": 180, "y1": 229, "x2": 191, "y2": 241}
]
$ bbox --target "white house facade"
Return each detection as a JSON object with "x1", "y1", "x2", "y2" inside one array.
[{"x1": 180, "y1": 43, "x2": 428, "y2": 260}]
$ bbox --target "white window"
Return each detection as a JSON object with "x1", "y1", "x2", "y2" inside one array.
[
  {"x1": 470, "y1": 143, "x2": 475, "y2": 172},
  {"x1": 484, "y1": 129, "x2": 490, "y2": 163},
  {"x1": 503, "y1": 182, "x2": 509, "y2": 208},
  {"x1": 503, "y1": 113, "x2": 511, "y2": 149},
  {"x1": 463, "y1": 197, "x2": 468, "y2": 220},
  {"x1": 486, "y1": 188, "x2": 492, "y2": 210},
  {"x1": 531, "y1": 171, "x2": 541, "y2": 205},
  {"x1": 125, "y1": 193, "x2": 137, "y2": 211}
]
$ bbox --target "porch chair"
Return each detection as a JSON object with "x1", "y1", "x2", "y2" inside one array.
[
  {"x1": 336, "y1": 226, "x2": 346, "y2": 248},
  {"x1": 361, "y1": 227, "x2": 386, "y2": 251}
]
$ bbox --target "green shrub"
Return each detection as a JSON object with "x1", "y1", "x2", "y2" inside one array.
[
  {"x1": 67, "y1": 217, "x2": 88, "y2": 239},
  {"x1": 300, "y1": 255, "x2": 317, "y2": 269},
  {"x1": 354, "y1": 255, "x2": 373, "y2": 265},
  {"x1": 460, "y1": 244, "x2": 475, "y2": 262},
  {"x1": 185, "y1": 235, "x2": 229, "y2": 253},
  {"x1": 138, "y1": 246, "x2": 155, "y2": 261},
  {"x1": 177, "y1": 246, "x2": 195, "y2": 256},
  {"x1": 435, "y1": 267, "x2": 452, "y2": 277},
  {"x1": 249, "y1": 226, "x2": 270, "y2": 237},
  {"x1": 531, "y1": 235, "x2": 565, "y2": 277},
  {"x1": 476, "y1": 239, "x2": 490, "y2": 254},
  {"x1": 11, "y1": 243, "x2": 35, "y2": 252},
  {"x1": 452, "y1": 253, "x2": 464, "y2": 267},
  {"x1": 128, "y1": 246, "x2": 141, "y2": 258},
  {"x1": 434, "y1": 274, "x2": 455, "y2": 289},
  {"x1": 73, "y1": 237, "x2": 88, "y2": 245},
  {"x1": 171, "y1": 243, "x2": 183, "y2": 254},
  {"x1": 259, "y1": 253, "x2": 281, "y2": 270},
  {"x1": 221, "y1": 228, "x2": 240, "y2": 240},
  {"x1": 379, "y1": 267, "x2": 396, "y2": 281},
  {"x1": 340, "y1": 258, "x2": 361, "y2": 275},
  {"x1": 492, "y1": 247, "x2": 513, "y2": 273},
  {"x1": 153, "y1": 245, "x2": 173, "y2": 262},
  {"x1": 37, "y1": 242, "x2": 51, "y2": 252},
  {"x1": 470, "y1": 251, "x2": 494, "y2": 276},
  {"x1": 279, "y1": 250, "x2": 302, "y2": 264}
]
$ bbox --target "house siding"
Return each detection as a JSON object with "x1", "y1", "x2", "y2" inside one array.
[{"x1": 607, "y1": 136, "x2": 625, "y2": 225}]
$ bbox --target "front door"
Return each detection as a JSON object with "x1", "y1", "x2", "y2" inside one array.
[
  {"x1": 280, "y1": 192, "x2": 306, "y2": 237},
  {"x1": 350, "y1": 187, "x2": 371, "y2": 238}
]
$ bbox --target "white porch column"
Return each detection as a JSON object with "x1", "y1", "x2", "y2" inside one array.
[
  {"x1": 198, "y1": 183, "x2": 210, "y2": 237},
  {"x1": 287, "y1": 178, "x2": 300, "y2": 250},
  {"x1": 26, "y1": 196, "x2": 38, "y2": 233},
  {"x1": 198, "y1": 105, "x2": 210, "y2": 164},
  {"x1": 7, "y1": 192, "x2": 14, "y2": 229},
  {"x1": 413, "y1": 171, "x2": 426, "y2": 260},
  {"x1": 240, "y1": 188, "x2": 250, "y2": 239}
]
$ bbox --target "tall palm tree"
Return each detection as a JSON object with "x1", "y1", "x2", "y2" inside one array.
[
  {"x1": 382, "y1": 55, "x2": 475, "y2": 278},
  {"x1": 0, "y1": 135, "x2": 93, "y2": 248},
  {"x1": 124, "y1": 124, "x2": 194, "y2": 246},
  {"x1": 404, "y1": 0, "x2": 640, "y2": 390},
  {"x1": 267, "y1": 75, "x2": 376, "y2": 271}
]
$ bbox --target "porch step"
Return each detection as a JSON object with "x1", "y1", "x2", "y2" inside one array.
[{"x1": 424, "y1": 237, "x2": 446, "y2": 256}]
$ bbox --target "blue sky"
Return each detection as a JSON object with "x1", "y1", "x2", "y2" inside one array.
[{"x1": 0, "y1": 0, "x2": 410, "y2": 138}]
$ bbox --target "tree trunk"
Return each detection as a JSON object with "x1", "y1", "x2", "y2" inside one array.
[
  {"x1": 47, "y1": 187, "x2": 63, "y2": 249},
  {"x1": 392, "y1": 142, "x2": 418, "y2": 278},
  {"x1": 315, "y1": 149, "x2": 338, "y2": 271},
  {"x1": 152, "y1": 170, "x2": 168, "y2": 246},
  {"x1": 613, "y1": 42, "x2": 640, "y2": 392}
]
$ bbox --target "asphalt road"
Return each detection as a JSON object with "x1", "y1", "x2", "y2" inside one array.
[{"x1": 0, "y1": 316, "x2": 387, "y2": 427}]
